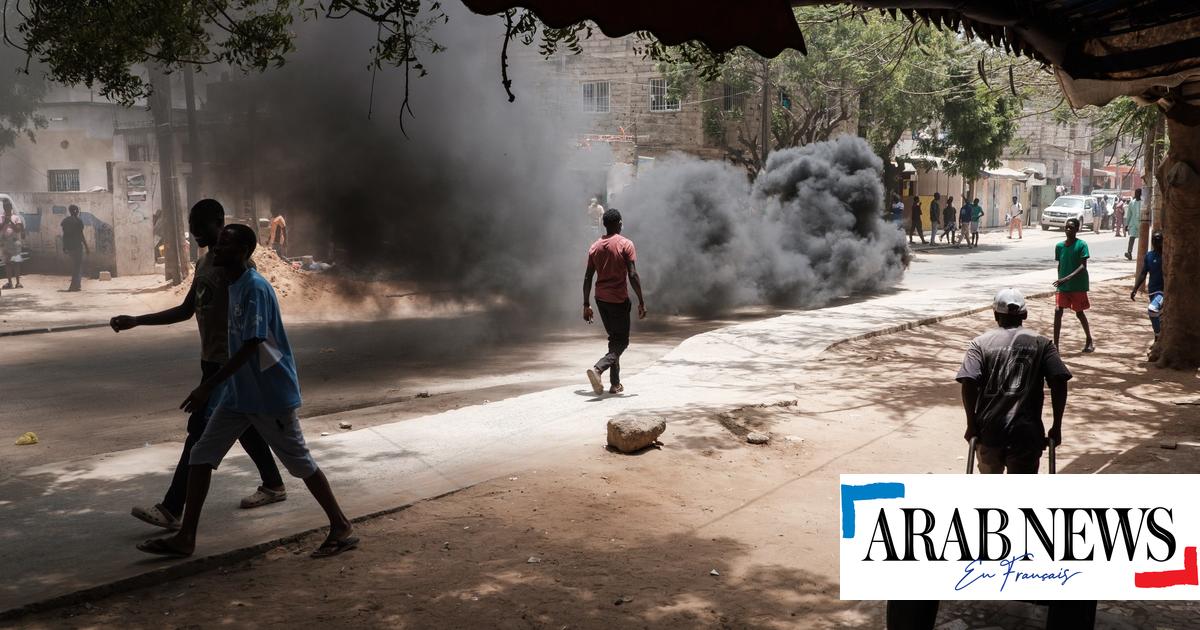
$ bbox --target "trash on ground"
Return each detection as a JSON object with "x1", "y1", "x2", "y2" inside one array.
[{"x1": 14, "y1": 432, "x2": 38, "y2": 446}]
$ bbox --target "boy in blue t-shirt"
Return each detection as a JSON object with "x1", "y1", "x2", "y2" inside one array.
[
  {"x1": 1131, "y1": 231, "x2": 1165, "y2": 340},
  {"x1": 137, "y1": 224, "x2": 357, "y2": 559}
]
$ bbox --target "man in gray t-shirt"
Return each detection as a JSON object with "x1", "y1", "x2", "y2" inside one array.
[{"x1": 956, "y1": 288, "x2": 1072, "y2": 473}]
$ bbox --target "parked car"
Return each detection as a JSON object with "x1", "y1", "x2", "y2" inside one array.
[{"x1": 1040, "y1": 195, "x2": 1097, "y2": 231}]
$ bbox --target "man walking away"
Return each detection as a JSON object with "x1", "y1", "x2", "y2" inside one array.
[
  {"x1": 1007, "y1": 196, "x2": 1023, "y2": 239},
  {"x1": 1093, "y1": 195, "x2": 1106, "y2": 233},
  {"x1": 958, "y1": 198, "x2": 972, "y2": 248},
  {"x1": 908, "y1": 195, "x2": 926, "y2": 245},
  {"x1": 928, "y1": 193, "x2": 941, "y2": 244},
  {"x1": 62, "y1": 205, "x2": 90, "y2": 291},
  {"x1": 112, "y1": 199, "x2": 287, "y2": 531},
  {"x1": 1131, "y1": 231, "x2": 1165, "y2": 343},
  {"x1": 1124, "y1": 188, "x2": 1143, "y2": 260},
  {"x1": 957, "y1": 288, "x2": 1071, "y2": 473},
  {"x1": 137, "y1": 224, "x2": 356, "y2": 559},
  {"x1": 970, "y1": 198, "x2": 984, "y2": 248},
  {"x1": 1053, "y1": 218, "x2": 1095, "y2": 353},
  {"x1": 942, "y1": 196, "x2": 957, "y2": 244},
  {"x1": 584, "y1": 208, "x2": 646, "y2": 395},
  {"x1": 1, "y1": 199, "x2": 24, "y2": 289}
]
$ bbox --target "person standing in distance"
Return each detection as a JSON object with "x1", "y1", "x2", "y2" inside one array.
[{"x1": 1053, "y1": 218, "x2": 1095, "y2": 353}]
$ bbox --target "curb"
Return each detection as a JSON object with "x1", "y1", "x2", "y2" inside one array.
[
  {"x1": 0, "y1": 322, "x2": 110, "y2": 338},
  {"x1": 0, "y1": 483, "x2": 478, "y2": 622},
  {"x1": 827, "y1": 274, "x2": 1135, "y2": 350}
]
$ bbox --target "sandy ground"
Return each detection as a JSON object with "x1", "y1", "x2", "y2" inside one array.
[{"x1": 10, "y1": 281, "x2": 1198, "y2": 629}]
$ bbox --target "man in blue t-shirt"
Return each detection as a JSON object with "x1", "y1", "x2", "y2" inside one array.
[
  {"x1": 1131, "y1": 231, "x2": 1165, "y2": 341},
  {"x1": 137, "y1": 224, "x2": 358, "y2": 560}
]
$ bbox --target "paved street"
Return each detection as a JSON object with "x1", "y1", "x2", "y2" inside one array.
[{"x1": 0, "y1": 227, "x2": 1135, "y2": 613}]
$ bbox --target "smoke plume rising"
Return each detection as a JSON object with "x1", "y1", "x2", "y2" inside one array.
[
  {"x1": 217, "y1": 7, "x2": 905, "y2": 322},
  {"x1": 620, "y1": 137, "x2": 907, "y2": 316}
]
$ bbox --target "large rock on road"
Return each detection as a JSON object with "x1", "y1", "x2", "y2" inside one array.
[{"x1": 607, "y1": 417, "x2": 666, "y2": 453}]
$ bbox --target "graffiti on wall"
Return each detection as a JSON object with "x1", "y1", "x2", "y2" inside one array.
[{"x1": 82, "y1": 212, "x2": 115, "y2": 255}]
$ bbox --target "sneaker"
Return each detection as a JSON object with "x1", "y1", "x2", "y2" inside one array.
[
  {"x1": 1124, "y1": 252, "x2": 1133, "y2": 260},
  {"x1": 240, "y1": 485, "x2": 287, "y2": 509},
  {"x1": 586, "y1": 368, "x2": 604, "y2": 395},
  {"x1": 609, "y1": 383, "x2": 624, "y2": 395},
  {"x1": 1, "y1": 282, "x2": 10, "y2": 289},
  {"x1": 131, "y1": 503, "x2": 181, "y2": 531},
  {"x1": 1083, "y1": 341, "x2": 1096, "y2": 354}
]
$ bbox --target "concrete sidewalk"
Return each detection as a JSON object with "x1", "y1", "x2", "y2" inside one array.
[
  {"x1": 0, "y1": 274, "x2": 174, "y2": 335},
  {"x1": 0, "y1": 249, "x2": 1135, "y2": 615}
]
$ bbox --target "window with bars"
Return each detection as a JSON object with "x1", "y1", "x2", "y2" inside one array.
[
  {"x1": 722, "y1": 84, "x2": 745, "y2": 112},
  {"x1": 582, "y1": 81, "x2": 610, "y2": 113},
  {"x1": 650, "y1": 78, "x2": 680, "y2": 112},
  {"x1": 48, "y1": 169, "x2": 80, "y2": 192}
]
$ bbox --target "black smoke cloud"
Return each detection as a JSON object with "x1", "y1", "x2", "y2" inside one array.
[
  {"x1": 244, "y1": 7, "x2": 597, "y2": 317},
  {"x1": 228, "y1": 8, "x2": 904, "y2": 320},
  {"x1": 621, "y1": 136, "x2": 907, "y2": 316}
]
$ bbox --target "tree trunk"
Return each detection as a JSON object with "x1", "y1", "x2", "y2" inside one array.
[
  {"x1": 1156, "y1": 118, "x2": 1200, "y2": 369},
  {"x1": 759, "y1": 58, "x2": 770, "y2": 172},
  {"x1": 883, "y1": 159, "x2": 899, "y2": 218},
  {"x1": 149, "y1": 65, "x2": 187, "y2": 284},
  {"x1": 1136, "y1": 112, "x2": 1161, "y2": 280}
]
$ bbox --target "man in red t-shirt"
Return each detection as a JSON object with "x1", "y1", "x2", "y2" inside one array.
[{"x1": 584, "y1": 208, "x2": 646, "y2": 395}]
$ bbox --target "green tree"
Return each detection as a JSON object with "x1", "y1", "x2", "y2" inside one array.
[{"x1": 917, "y1": 63, "x2": 1019, "y2": 197}]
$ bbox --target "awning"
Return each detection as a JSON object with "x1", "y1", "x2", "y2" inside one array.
[{"x1": 982, "y1": 167, "x2": 1030, "y2": 179}]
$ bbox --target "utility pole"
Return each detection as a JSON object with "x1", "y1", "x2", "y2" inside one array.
[
  {"x1": 183, "y1": 66, "x2": 203, "y2": 208},
  {"x1": 760, "y1": 57, "x2": 770, "y2": 171},
  {"x1": 183, "y1": 66, "x2": 203, "y2": 261},
  {"x1": 149, "y1": 64, "x2": 187, "y2": 284}
]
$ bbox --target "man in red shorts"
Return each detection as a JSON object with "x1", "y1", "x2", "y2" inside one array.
[
  {"x1": 1052, "y1": 218, "x2": 1094, "y2": 353},
  {"x1": 583, "y1": 208, "x2": 646, "y2": 395}
]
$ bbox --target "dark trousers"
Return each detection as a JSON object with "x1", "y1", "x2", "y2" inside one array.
[
  {"x1": 67, "y1": 248, "x2": 83, "y2": 289},
  {"x1": 594, "y1": 299, "x2": 631, "y2": 386},
  {"x1": 908, "y1": 215, "x2": 924, "y2": 239},
  {"x1": 161, "y1": 361, "x2": 284, "y2": 516}
]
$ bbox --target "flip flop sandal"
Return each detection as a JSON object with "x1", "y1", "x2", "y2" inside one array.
[
  {"x1": 137, "y1": 537, "x2": 193, "y2": 558},
  {"x1": 240, "y1": 486, "x2": 288, "y2": 509},
  {"x1": 311, "y1": 536, "x2": 359, "y2": 559},
  {"x1": 131, "y1": 504, "x2": 181, "y2": 530}
]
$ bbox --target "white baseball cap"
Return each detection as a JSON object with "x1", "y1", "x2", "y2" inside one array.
[{"x1": 993, "y1": 288, "x2": 1027, "y2": 314}]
